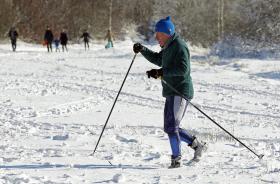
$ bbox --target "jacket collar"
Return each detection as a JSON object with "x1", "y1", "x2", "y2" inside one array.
[{"x1": 162, "y1": 33, "x2": 178, "y2": 50}]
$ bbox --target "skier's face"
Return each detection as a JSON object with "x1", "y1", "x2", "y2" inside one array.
[{"x1": 155, "y1": 32, "x2": 170, "y2": 47}]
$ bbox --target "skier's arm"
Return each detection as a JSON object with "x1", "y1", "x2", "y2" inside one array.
[{"x1": 140, "y1": 47, "x2": 162, "y2": 67}]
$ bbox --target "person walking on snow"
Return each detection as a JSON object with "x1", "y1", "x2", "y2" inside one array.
[
  {"x1": 104, "y1": 29, "x2": 114, "y2": 49},
  {"x1": 133, "y1": 16, "x2": 206, "y2": 168},
  {"x1": 8, "y1": 27, "x2": 18, "y2": 51},
  {"x1": 44, "y1": 26, "x2": 54, "y2": 52},
  {"x1": 54, "y1": 37, "x2": 60, "y2": 52},
  {"x1": 60, "y1": 29, "x2": 68, "y2": 52},
  {"x1": 80, "y1": 30, "x2": 91, "y2": 50}
]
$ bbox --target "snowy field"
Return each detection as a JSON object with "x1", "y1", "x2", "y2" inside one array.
[{"x1": 0, "y1": 40, "x2": 279, "y2": 183}]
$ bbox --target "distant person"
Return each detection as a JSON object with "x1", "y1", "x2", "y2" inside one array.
[
  {"x1": 44, "y1": 26, "x2": 54, "y2": 52},
  {"x1": 8, "y1": 27, "x2": 18, "y2": 51},
  {"x1": 60, "y1": 29, "x2": 68, "y2": 52},
  {"x1": 104, "y1": 29, "x2": 114, "y2": 49},
  {"x1": 80, "y1": 30, "x2": 91, "y2": 50},
  {"x1": 54, "y1": 37, "x2": 60, "y2": 52}
]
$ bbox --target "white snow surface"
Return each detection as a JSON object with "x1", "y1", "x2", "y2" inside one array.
[{"x1": 0, "y1": 40, "x2": 279, "y2": 183}]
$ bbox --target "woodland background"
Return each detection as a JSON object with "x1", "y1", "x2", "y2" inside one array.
[{"x1": 0, "y1": 0, "x2": 279, "y2": 53}]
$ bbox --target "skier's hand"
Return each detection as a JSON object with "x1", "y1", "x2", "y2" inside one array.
[
  {"x1": 133, "y1": 43, "x2": 143, "y2": 53},
  {"x1": 146, "y1": 68, "x2": 163, "y2": 79}
]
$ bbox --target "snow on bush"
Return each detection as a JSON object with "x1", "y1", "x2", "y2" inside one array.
[{"x1": 211, "y1": 36, "x2": 280, "y2": 59}]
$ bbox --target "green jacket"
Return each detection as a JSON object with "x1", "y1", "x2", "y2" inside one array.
[{"x1": 140, "y1": 33, "x2": 194, "y2": 99}]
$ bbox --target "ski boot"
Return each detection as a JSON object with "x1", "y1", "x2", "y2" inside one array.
[
  {"x1": 168, "y1": 156, "x2": 181, "y2": 169},
  {"x1": 190, "y1": 138, "x2": 207, "y2": 161}
]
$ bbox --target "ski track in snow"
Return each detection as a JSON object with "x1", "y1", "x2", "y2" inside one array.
[{"x1": 0, "y1": 41, "x2": 279, "y2": 183}]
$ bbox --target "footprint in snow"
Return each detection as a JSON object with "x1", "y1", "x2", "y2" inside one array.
[
  {"x1": 115, "y1": 135, "x2": 138, "y2": 143},
  {"x1": 144, "y1": 152, "x2": 161, "y2": 161},
  {"x1": 52, "y1": 134, "x2": 69, "y2": 141}
]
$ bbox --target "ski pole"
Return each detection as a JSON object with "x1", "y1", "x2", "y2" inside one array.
[
  {"x1": 161, "y1": 79, "x2": 264, "y2": 159},
  {"x1": 91, "y1": 53, "x2": 137, "y2": 157}
]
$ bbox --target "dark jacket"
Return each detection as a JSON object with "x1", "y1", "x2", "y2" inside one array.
[
  {"x1": 81, "y1": 32, "x2": 91, "y2": 42},
  {"x1": 60, "y1": 32, "x2": 68, "y2": 45},
  {"x1": 44, "y1": 30, "x2": 54, "y2": 42},
  {"x1": 54, "y1": 39, "x2": 60, "y2": 47},
  {"x1": 8, "y1": 30, "x2": 18, "y2": 41},
  {"x1": 140, "y1": 33, "x2": 194, "y2": 99}
]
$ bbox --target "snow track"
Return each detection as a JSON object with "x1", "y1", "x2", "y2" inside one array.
[{"x1": 0, "y1": 41, "x2": 279, "y2": 183}]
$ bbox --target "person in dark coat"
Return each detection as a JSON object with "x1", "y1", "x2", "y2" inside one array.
[
  {"x1": 44, "y1": 26, "x2": 54, "y2": 52},
  {"x1": 60, "y1": 29, "x2": 68, "y2": 52},
  {"x1": 80, "y1": 30, "x2": 91, "y2": 50},
  {"x1": 8, "y1": 27, "x2": 18, "y2": 51}
]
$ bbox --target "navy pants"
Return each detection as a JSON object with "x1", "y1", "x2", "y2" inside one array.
[
  {"x1": 164, "y1": 96, "x2": 195, "y2": 158},
  {"x1": 11, "y1": 39, "x2": 16, "y2": 51}
]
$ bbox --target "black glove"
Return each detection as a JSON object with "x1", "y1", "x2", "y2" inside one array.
[
  {"x1": 146, "y1": 68, "x2": 163, "y2": 79},
  {"x1": 133, "y1": 43, "x2": 143, "y2": 53}
]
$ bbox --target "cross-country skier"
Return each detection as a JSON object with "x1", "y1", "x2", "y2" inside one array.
[
  {"x1": 44, "y1": 26, "x2": 54, "y2": 52},
  {"x1": 80, "y1": 30, "x2": 91, "y2": 50},
  {"x1": 8, "y1": 27, "x2": 18, "y2": 52},
  {"x1": 133, "y1": 16, "x2": 206, "y2": 168}
]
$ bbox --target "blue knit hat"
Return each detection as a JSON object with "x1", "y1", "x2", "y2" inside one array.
[{"x1": 155, "y1": 16, "x2": 175, "y2": 36}]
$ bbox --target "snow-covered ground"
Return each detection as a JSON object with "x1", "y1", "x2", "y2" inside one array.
[{"x1": 0, "y1": 40, "x2": 279, "y2": 183}]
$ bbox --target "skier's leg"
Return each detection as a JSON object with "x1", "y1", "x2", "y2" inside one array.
[
  {"x1": 164, "y1": 96, "x2": 182, "y2": 168},
  {"x1": 179, "y1": 128, "x2": 194, "y2": 145},
  {"x1": 173, "y1": 96, "x2": 206, "y2": 160},
  {"x1": 171, "y1": 96, "x2": 194, "y2": 144},
  {"x1": 168, "y1": 132, "x2": 181, "y2": 168},
  {"x1": 168, "y1": 133, "x2": 181, "y2": 158}
]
